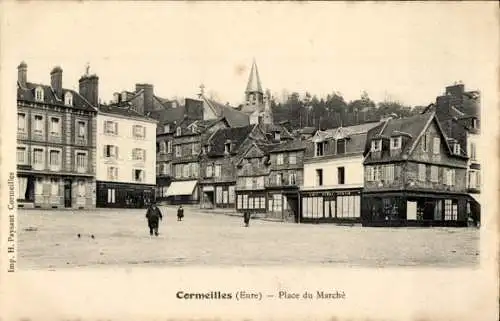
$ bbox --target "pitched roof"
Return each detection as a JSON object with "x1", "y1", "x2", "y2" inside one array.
[
  {"x1": 17, "y1": 82, "x2": 97, "y2": 112},
  {"x1": 206, "y1": 125, "x2": 256, "y2": 156},
  {"x1": 245, "y1": 60, "x2": 263, "y2": 93},
  {"x1": 203, "y1": 97, "x2": 250, "y2": 127},
  {"x1": 98, "y1": 104, "x2": 156, "y2": 121},
  {"x1": 258, "y1": 123, "x2": 294, "y2": 140},
  {"x1": 269, "y1": 139, "x2": 306, "y2": 153}
]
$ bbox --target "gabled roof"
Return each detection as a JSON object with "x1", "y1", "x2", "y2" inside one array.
[
  {"x1": 363, "y1": 112, "x2": 465, "y2": 164},
  {"x1": 17, "y1": 82, "x2": 97, "y2": 112},
  {"x1": 313, "y1": 121, "x2": 382, "y2": 142},
  {"x1": 206, "y1": 125, "x2": 256, "y2": 157},
  {"x1": 245, "y1": 60, "x2": 263, "y2": 94},
  {"x1": 258, "y1": 123, "x2": 294, "y2": 140},
  {"x1": 202, "y1": 96, "x2": 250, "y2": 127}
]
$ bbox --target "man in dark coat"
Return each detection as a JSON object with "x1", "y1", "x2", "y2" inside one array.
[
  {"x1": 243, "y1": 211, "x2": 251, "y2": 227},
  {"x1": 177, "y1": 205, "x2": 184, "y2": 221},
  {"x1": 146, "y1": 203, "x2": 163, "y2": 236}
]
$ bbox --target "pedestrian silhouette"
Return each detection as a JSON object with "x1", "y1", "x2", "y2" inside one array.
[
  {"x1": 145, "y1": 202, "x2": 163, "y2": 236},
  {"x1": 177, "y1": 205, "x2": 184, "y2": 221}
]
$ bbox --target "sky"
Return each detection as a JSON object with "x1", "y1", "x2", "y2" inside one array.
[{"x1": 1, "y1": 2, "x2": 498, "y2": 107}]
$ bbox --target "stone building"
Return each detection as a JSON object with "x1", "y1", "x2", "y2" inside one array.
[
  {"x1": 16, "y1": 62, "x2": 97, "y2": 209},
  {"x1": 362, "y1": 112, "x2": 470, "y2": 227}
]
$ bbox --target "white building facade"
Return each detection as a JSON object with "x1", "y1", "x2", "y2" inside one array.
[{"x1": 96, "y1": 107, "x2": 157, "y2": 208}]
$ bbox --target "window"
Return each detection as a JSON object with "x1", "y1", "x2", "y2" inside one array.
[
  {"x1": 50, "y1": 117, "x2": 61, "y2": 135},
  {"x1": 206, "y1": 165, "x2": 213, "y2": 177},
  {"x1": 160, "y1": 164, "x2": 167, "y2": 175},
  {"x1": 160, "y1": 141, "x2": 166, "y2": 153},
  {"x1": 468, "y1": 170, "x2": 480, "y2": 189},
  {"x1": 107, "y1": 167, "x2": 118, "y2": 180},
  {"x1": 237, "y1": 195, "x2": 243, "y2": 209},
  {"x1": 337, "y1": 139, "x2": 346, "y2": 154},
  {"x1": 274, "y1": 132, "x2": 280, "y2": 142},
  {"x1": 289, "y1": 173, "x2": 297, "y2": 185},
  {"x1": 49, "y1": 150, "x2": 60, "y2": 166},
  {"x1": 164, "y1": 124, "x2": 170, "y2": 133},
  {"x1": 418, "y1": 164, "x2": 426, "y2": 182},
  {"x1": 289, "y1": 152, "x2": 297, "y2": 165},
  {"x1": 33, "y1": 148, "x2": 44, "y2": 165},
  {"x1": 316, "y1": 169, "x2": 323, "y2": 186},
  {"x1": 107, "y1": 189, "x2": 116, "y2": 203},
  {"x1": 104, "y1": 121, "x2": 118, "y2": 135},
  {"x1": 242, "y1": 195, "x2": 248, "y2": 209},
  {"x1": 444, "y1": 199, "x2": 458, "y2": 220},
  {"x1": 75, "y1": 152, "x2": 87, "y2": 170},
  {"x1": 374, "y1": 166, "x2": 381, "y2": 181},
  {"x1": 167, "y1": 141, "x2": 172, "y2": 153},
  {"x1": 34, "y1": 115, "x2": 44, "y2": 133},
  {"x1": 384, "y1": 165, "x2": 394, "y2": 182},
  {"x1": 133, "y1": 125, "x2": 145, "y2": 138},
  {"x1": 276, "y1": 173, "x2": 282, "y2": 185},
  {"x1": 470, "y1": 143, "x2": 476, "y2": 161},
  {"x1": 228, "y1": 186, "x2": 235, "y2": 204},
  {"x1": 64, "y1": 92, "x2": 73, "y2": 106},
  {"x1": 431, "y1": 166, "x2": 439, "y2": 182},
  {"x1": 77, "y1": 121, "x2": 86, "y2": 138},
  {"x1": 176, "y1": 127, "x2": 182, "y2": 136},
  {"x1": 421, "y1": 133, "x2": 428, "y2": 152},
  {"x1": 214, "y1": 165, "x2": 221, "y2": 178},
  {"x1": 191, "y1": 163, "x2": 199, "y2": 177},
  {"x1": 445, "y1": 169, "x2": 456, "y2": 186},
  {"x1": 50, "y1": 179, "x2": 59, "y2": 196},
  {"x1": 17, "y1": 113, "x2": 26, "y2": 132},
  {"x1": 433, "y1": 137, "x2": 440, "y2": 155},
  {"x1": 315, "y1": 142, "x2": 324, "y2": 157},
  {"x1": 224, "y1": 142, "x2": 231, "y2": 154},
  {"x1": 277, "y1": 153, "x2": 284, "y2": 165},
  {"x1": 337, "y1": 167, "x2": 345, "y2": 184},
  {"x1": 366, "y1": 166, "x2": 374, "y2": 182},
  {"x1": 256, "y1": 176, "x2": 264, "y2": 188},
  {"x1": 133, "y1": 169, "x2": 144, "y2": 182},
  {"x1": 192, "y1": 143, "x2": 197, "y2": 156},
  {"x1": 390, "y1": 137, "x2": 402, "y2": 149},
  {"x1": 17, "y1": 147, "x2": 26, "y2": 164},
  {"x1": 35, "y1": 87, "x2": 44, "y2": 101},
  {"x1": 175, "y1": 146, "x2": 181, "y2": 157},
  {"x1": 132, "y1": 148, "x2": 145, "y2": 161},
  {"x1": 335, "y1": 195, "x2": 361, "y2": 218},
  {"x1": 371, "y1": 139, "x2": 382, "y2": 152},
  {"x1": 216, "y1": 187, "x2": 223, "y2": 204},
  {"x1": 453, "y1": 143, "x2": 461, "y2": 155},
  {"x1": 245, "y1": 177, "x2": 252, "y2": 189},
  {"x1": 471, "y1": 118, "x2": 478, "y2": 129},
  {"x1": 104, "y1": 145, "x2": 118, "y2": 158},
  {"x1": 273, "y1": 194, "x2": 282, "y2": 212}
]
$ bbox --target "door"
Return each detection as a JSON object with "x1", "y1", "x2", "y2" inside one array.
[
  {"x1": 64, "y1": 179, "x2": 72, "y2": 208},
  {"x1": 406, "y1": 201, "x2": 417, "y2": 220}
]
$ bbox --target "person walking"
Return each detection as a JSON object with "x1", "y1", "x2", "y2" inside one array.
[
  {"x1": 243, "y1": 211, "x2": 251, "y2": 227},
  {"x1": 177, "y1": 205, "x2": 184, "y2": 221},
  {"x1": 145, "y1": 202, "x2": 163, "y2": 236}
]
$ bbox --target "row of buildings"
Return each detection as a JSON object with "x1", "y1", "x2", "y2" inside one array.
[{"x1": 15, "y1": 60, "x2": 481, "y2": 227}]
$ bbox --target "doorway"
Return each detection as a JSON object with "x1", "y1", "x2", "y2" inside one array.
[{"x1": 64, "y1": 179, "x2": 72, "y2": 208}]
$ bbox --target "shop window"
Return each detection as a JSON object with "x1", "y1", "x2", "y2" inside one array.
[{"x1": 444, "y1": 199, "x2": 458, "y2": 220}]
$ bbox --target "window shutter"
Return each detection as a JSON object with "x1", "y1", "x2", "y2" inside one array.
[
  {"x1": 114, "y1": 122, "x2": 118, "y2": 135},
  {"x1": 115, "y1": 146, "x2": 119, "y2": 159},
  {"x1": 103, "y1": 145, "x2": 107, "y2": 157}
]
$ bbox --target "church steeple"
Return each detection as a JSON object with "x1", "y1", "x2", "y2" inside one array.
[{"x1": 245, "y1": 59, "x2": 264, "y2": 107}]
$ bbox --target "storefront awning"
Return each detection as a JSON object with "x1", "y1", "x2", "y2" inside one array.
[
  {"x1": 468, "y1": 193, "x2": 481, "y2": 204},
  {"x1": 165, "y1": 180, "x2": 198, "y2": 197}
]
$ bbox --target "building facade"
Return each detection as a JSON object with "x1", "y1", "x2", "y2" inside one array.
[
  {"x1": 95, "y1": 104, "x2": 157, "y2": 208},
  {"x1": 361, "y1": 112, "x2": 470, "y2": 227},
  {"x1": 16, "y1": 62, "x2": 97, "y2": 209},
  {"x1": 299, "y1": 122, "x2": 381, "y2": 223},
  {"x1": 266, "y1": 140, "x2": 306, "y2": 222}
]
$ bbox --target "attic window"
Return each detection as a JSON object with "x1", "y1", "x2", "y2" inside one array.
[
  {"x1": 274, "y1": 131, "x2": 281, "y2": 141},
  {"x1": 224, "y1": 142, "x2": 231, "y2": 154},
  {"x1": 453, "y1": 143, "x2": 461, "y2": 155},
  {"x1": 176, "y1": 127, "x2": 182, "y2": 136},
  {"x1": 371, "y1": 139, "x2": 382, "y2": 152},
  {"x1": 164, "y1": 124, "x2": 170, "y2": 133},
  {"x1": 64, "y1": 92, "x2": 73, "y2": 106},
  {"x1": 390, "y1": 137, "x2": 402, "y2": 150},
  {"x1": 35, "y1": 87, "x2": 44, "y2": 102}
]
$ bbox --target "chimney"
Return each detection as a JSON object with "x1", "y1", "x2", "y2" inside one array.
[
  {"x1": 135, "y1": 83, "x2": 154, "y2": 112},
  {"x1": 50, "y1": 66, "x2": 63, "y2": 98},
  {"x1": 79, "y1": 74, "x2": 99, "y2": 107},
  {"x1": 18, "y1": 61, "x2": 27, "y2": 88}
]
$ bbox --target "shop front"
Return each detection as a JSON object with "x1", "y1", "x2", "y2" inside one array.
[
  {"x1": 235, "y1": 189, "x2": 267, "y2": 214},
  {"x1": 97, "y1": 181, "x2": 155, "y2": 208},
  {"x1": 361, "y1": 191, "x2": 469, "y2": 227},
  {"x1": 299, "y1": 188, "x2": 362, "y2": 224},
  {"x1": 266, "y1": 187, "x2": 300, "y2": 222}
]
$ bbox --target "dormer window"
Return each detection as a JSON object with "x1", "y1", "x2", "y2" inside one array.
[
  {"x1": 224, "y1": 142, "x2": 231, "y2": 154},
  {"x1": 315, "y1": 142, "x2": 325, "y2": 157},
  {"x1": 274, "y1": 131, "x2": 281, "y2": 142},
  {"x1": 453, "y1": 143, "x2": 461, "y2": 155},
  {"x1": 371, "y1": 139, "x2": 382, "y2": 152},
  {"x1": 64, "y1": 92, "x2": 73, "y2": 106},
  {"x1": 390, "y1": 137, "x2": 402, "y2": 150},
  {"x1": 176, "y1": 127, "x2": 182, "y2": 136},
  {"x1": 35, "y1": 87, "x2": 44, "y2": 102},
  {"x1": 121, "y1": 91, "x2": 127, "y2": 102},
  {"x1": 471, "y1": 118, "x2": 478, "y2": 129},
  {"x1": 164, "y1": 124, "x2": 170, "y2": 133},
  {"x1": 336, "y1": 139, "x2": 346, "y2": 154}
]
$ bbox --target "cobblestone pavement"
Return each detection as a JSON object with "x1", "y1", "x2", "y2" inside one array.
[{"x1": 17, "y1": 207, "x2": 480, "y2": 270}]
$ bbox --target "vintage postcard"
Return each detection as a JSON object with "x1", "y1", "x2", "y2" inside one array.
[{"x1": 0, "y1": 1, "x2": 498, "y2": 320}]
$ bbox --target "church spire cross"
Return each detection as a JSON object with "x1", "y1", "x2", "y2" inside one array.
[{"x1": 85, "y1": 62, "x2": 90, "y2": 76}]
